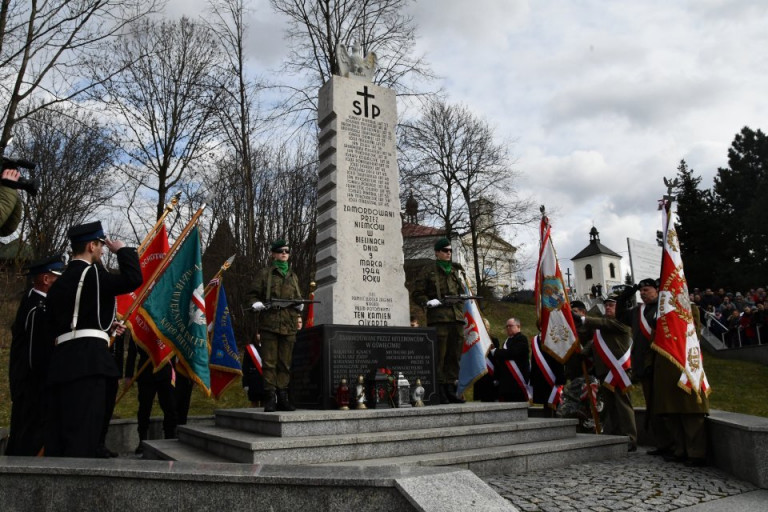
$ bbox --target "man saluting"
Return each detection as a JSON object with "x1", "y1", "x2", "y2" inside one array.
[{"x1": 45, "y1": 221, "x2": 142, "y2": 457}]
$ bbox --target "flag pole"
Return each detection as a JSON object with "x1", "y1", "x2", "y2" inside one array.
[
  {"x1": 115, "y1": 358, "x2": 152, "y2": 406},
  {"x1": 204, "y1": 254, "x2": 236, "y2": 296},
  {"x1": 138, "y1": 192, "x2": 182, "y2": 254}
]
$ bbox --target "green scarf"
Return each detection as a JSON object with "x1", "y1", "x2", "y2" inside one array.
[
  {"x1": 272, "y1": 260, "x2": 289, "y2": 276},
  {"x1": 437, "y1": 260, "x2": 452, "y2": 274}
]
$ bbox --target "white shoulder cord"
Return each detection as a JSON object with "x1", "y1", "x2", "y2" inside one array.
[{"x1": 71, "y1": 265, "x2": 92, "y2": 333}]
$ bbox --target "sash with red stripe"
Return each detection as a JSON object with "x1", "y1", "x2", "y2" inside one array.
[
  {"x1": 593, "y1": 330, "x2": 632, "y2": 392},
  {"x1": 638, "y1": 304, "x2": 653, "y2": 341},
  {"x1": 485, "y1": 357, "x2": 495, "y2": 376},
  {"x1": 532, "y1": 335, "x2": 562, "y2": 408},
  {"x1": 246, "y1": 344, "x2": 263, "y2": 375},
  {"x1": 504, "y1": 360, "x2": 532, "y2": 401}
]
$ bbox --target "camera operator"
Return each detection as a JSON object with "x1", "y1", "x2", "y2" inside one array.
[{"x1": 0, "y1": 167, "x2": 22, "y2": 236}]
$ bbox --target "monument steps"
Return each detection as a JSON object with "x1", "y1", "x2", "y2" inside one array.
[
  {"x1": 213, "y1": 402, "x2": 529, "y2": 436},
  {"x1": 319, "y1": 433, "x2": 628, "y2": 477},
  {"x1": 143, "y1": 403, "x2": 629, "y2": 473}
]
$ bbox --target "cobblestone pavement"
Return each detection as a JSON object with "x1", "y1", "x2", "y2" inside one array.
[{"x1": 483, "y1": 450, "x2": 758, "y2": 512}]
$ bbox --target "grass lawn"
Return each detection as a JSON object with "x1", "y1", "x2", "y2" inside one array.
[{"x1": 1, "y1": 299, "x2": 767, "y2": 426}]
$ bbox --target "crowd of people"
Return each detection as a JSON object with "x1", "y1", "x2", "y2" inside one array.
[{"x1": 692, "y1": 287, "x2": 767, "y2": 347}]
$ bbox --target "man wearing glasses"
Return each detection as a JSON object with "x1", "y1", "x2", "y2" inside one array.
[
  {"x1": 45, "y1": 221, "x2": 142, "y2": 457},
  {"x1": 248, "y1": 239, "x2": 303, "y2": 412},
  {"x1": 413, "y1": 237, "x2": 466, "y2": 404}
]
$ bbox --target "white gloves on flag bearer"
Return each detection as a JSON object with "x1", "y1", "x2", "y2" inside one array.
[
  {"x1": 251, "y1": 301, "x2": 266, "y2": 312},
  {"x1": 294, "y1": 303, "x2": 304, "y2": 312},
  {"x1": 426, "y1": 299, "x2": 442, "y2": 308}
]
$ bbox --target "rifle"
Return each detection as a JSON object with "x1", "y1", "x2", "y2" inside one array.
[
  {"x1": 262, "y1": 299, "x2": 321, "y2": 310},
  {"x1": 1, "y1": 157, "x2": 39, "y2": 196},
  {"x1": 442, "y1": 294, "x2": 483, "y2": 304}
]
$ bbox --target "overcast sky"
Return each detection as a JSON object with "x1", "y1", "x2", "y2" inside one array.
[{"x1": 167, "y1": 0, "x2": 768, "y2": 288}]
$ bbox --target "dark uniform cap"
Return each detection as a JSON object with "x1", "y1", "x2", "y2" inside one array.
[
  {"x1": 270, "y1": 238, "x2": 288, "y2": 252},
  {"x1": 24, "y1": 254, "x2": 66, "y2": 276},
  {"x1": 570, "y1": 300, "x2": 586, "y2": 310},
  {"x1": 638, "y1": 278, "x2": 659, "y2": 289},
  {"x1": 68, "y1": 221, "x2": 106, "y2": 243},
  {"x1": 604, "y1": 292, "x2": 620, "y2": 303},
  {"x1": 434, "y1": 237, "x2": 451, "y2": 251}
]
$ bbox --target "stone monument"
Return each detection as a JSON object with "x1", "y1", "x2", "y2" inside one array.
[
  {"x1": 291, "y1": 47, "x2": 437, "y2": 409},
  {"x1": 314, "y1": 59, "x2": 410, "y2": 326}
]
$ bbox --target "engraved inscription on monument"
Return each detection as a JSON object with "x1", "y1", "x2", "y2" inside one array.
[{"x1": 314, "y1": 76, "x2": 409, "y2": 326}]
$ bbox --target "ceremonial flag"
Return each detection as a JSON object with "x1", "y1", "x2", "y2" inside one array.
[
  {"x1": 116, "y1": 224, "x2": 174, "y2": 369},
  {"x1": 206, "y1": 280, "x2": 242, "y2": 399},
  {"x1": 457, "y1": 278, "x2": 493, "y2": 396},
  {"x1": 140, "y1": 225, "x2": 210, "y2": 395},
  {"x1": 652, "y1": 200, "x2": 710, "y2": 400},
  {"x1": 535, "y1": 215, "x2": 579, "y2": 363}
]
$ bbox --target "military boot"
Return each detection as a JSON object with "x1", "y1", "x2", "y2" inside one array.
[
  {"x1": 264, "y1": 391, "x2": 277, "y2": 412},
  {"x1": 276, "y1": 389, "x2": 296, "y2": 411},
  {"x1": 438, "y1": 384, "x2": 450, "y2": 404},
  {"x1": 446, "y1": 383, "x2": 465, "y2": 404}
]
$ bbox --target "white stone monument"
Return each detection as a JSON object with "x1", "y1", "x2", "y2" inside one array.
[{"x1": 314, "y1": 72, "x2": 410, "y2": 327}]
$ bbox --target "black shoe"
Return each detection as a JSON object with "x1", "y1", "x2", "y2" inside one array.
[
  {"x1": 276, "y1": 389, "x2": 296, "y2": 411},
  {"x1": 438, "y1": 385, "x2": 450, "y2": 404},
  {"x1": 134, "y1": 443, "x2": 144, "y2": 455},
  {"x1": 264, "y1": 391, "x2": 277, "y2": 412},
  {"x1": 446, "y1": 384, "x2": 465, "y2": 404},
  {"x1": 685, "y1": 457, "x2": 707, "y2": 467},
  {"x1": 647, "y1": 447, "x2": 673, "y2": 456},
  {"x1": 663, "y1": 453, "x2": 687, "y2": 463},
  {"x1": 628, "y1": 444, "x2": 638, "y2": 452},
  {"x1": 95, "y1": 445, "x2": 114, "y2": 459}
]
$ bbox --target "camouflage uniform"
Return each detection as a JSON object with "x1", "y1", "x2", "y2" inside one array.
[
  {"x1": 412, "y1": 261, "x2": 466, "y2": 386},
  {"x1": 247, "y1": 265, "x2": 302, "y2": 391}
]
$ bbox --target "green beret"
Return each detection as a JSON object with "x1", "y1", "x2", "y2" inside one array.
[
  {"x1": 270, "y1": 239, "x2": 288, "y2": 252},
  {"x1": 434, "y1": 237, "x2": 451, "y2": 251}
]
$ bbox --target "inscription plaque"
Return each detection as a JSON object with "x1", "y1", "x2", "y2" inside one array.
[{"x1": 292, "y1": 324, "x2": 438, "y2": 409}]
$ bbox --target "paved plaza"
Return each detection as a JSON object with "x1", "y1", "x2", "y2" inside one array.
[{"x1": 484, "y1": 449, "x2": 766, "y2": 512}]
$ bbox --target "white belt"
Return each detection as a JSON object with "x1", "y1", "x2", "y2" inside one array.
[{"x1": 56, "y1": 329, "x2": 110, "y2": 345}]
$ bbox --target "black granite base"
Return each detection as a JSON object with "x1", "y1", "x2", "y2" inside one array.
[{"x1": 291, "y1": 324, "x2": 438, "y2": 409}]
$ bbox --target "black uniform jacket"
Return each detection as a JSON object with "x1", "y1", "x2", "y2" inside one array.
[
  {"x1": 494, "y1": 332, "x2": 530, "y2": 401},
  {"x1": 47, "y1": 248, "x2": 142, "y2": 384}
]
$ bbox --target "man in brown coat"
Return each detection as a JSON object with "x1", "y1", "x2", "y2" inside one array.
[{"x1": 582, "y1": 294, "x2": 637, "y2": 451}]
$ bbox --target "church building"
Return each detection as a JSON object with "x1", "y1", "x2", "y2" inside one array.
[{"x1": 571, "y1": 226, "x2": 623, "y2": 299}]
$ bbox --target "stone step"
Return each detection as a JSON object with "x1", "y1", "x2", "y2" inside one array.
[
  {"x1": 173, "y1": 417, "x2": 579, "y2": 464},
  {"x1": 214, "y1": 402, "x2": 529, "y2": 437},
  {"x1": 319, "y1": 433, "x2": 630, "y2": 476},
  {"x1": 141, "y1": 438, "x2": 234, "y2": 464}
]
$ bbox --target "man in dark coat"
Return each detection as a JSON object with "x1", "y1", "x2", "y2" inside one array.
[
  {"x1": 45, "y1": 221, "x2": 142, "y2": 457},
  {"x1": 247, "y1": 238, "x2": 303, "y2": 412},
  {"x1": 412, "y1": 237, "x2": 467, "y2": 404},
  {"x1": 492, "y1": 317, "x2": 530, "y2": 403},
  {"x1": 0, "y1": 167, "x2": 22, "y2": 236},
  {"x1": 616, "y1": 277, "x2": 673, "y2": 456},
  {"x1": 582, "y1": 293, "x2": 637, "y2": 451},
  {"x1": 530, "y1": 334, "x2": 565, "y2": 414},
  {"x1": 6, "y1": 255, "x2": 65, "y2": 456}
]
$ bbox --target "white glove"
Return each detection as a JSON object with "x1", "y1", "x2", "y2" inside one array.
[
  {"x1": 294, "y1": 303, "x2": 304, "y2": 312},
  {"x1": 251, "y1": 301, "x2": 266, "y2": 312},
  {"x1": 426, "y1": 299, "x2": 442, "y2": 308}
]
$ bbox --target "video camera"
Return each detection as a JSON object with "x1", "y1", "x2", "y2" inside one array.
[{"x1": 1, "y1": 157, "x2": 39, "y2": 196}]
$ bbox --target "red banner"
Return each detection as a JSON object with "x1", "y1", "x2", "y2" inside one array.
[{"x1": 117, "y1": 224, "x2": 174, "y2": 369}]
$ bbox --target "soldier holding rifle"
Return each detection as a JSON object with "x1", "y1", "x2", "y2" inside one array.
[
  {"x1": 247, "y1": 239, "x2": 311, "y2": 412},
  {"x1": 412, "y1": 237, "x2": 473, "y2": 404}
]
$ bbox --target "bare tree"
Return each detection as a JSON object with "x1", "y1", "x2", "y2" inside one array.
[
  {"x1": 95, "y1": 16, "x2": 228, "y2": 221},
  {"x1": 11, "y1": 103, "x2": 118, "y2": 257},
  {"x1": 269, "y1": 0, "x2": 436, "y2": 126},
  {"x1": 0, "y1": 0, "x2": 162, "y2": 151},
  {"x1": 400, "y1": 98, "x2": 535, "y2": 290}
]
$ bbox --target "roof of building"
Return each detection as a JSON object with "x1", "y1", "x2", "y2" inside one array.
[
  {"x1": 401, "y1": 223, "x2": 446, "y2": 238},
  {"x1": 572, "y1": 226, "x2": 621, "y2": 260}
]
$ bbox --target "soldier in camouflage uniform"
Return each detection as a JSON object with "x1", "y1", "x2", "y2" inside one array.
[
  {"x1": 248, "y1": 239, "x2": 303, "y2": 412},
  {"x1": 412, "y1": 237, "x2": 466, "y2": 404}
]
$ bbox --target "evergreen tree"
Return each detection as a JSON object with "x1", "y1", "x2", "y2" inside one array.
[
  {"x1": 712, "y1": 127, "x2": 768, "y2": 289},
  {"x1": 674, "y1": 160, "x2": 723, "y2": 288}
]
